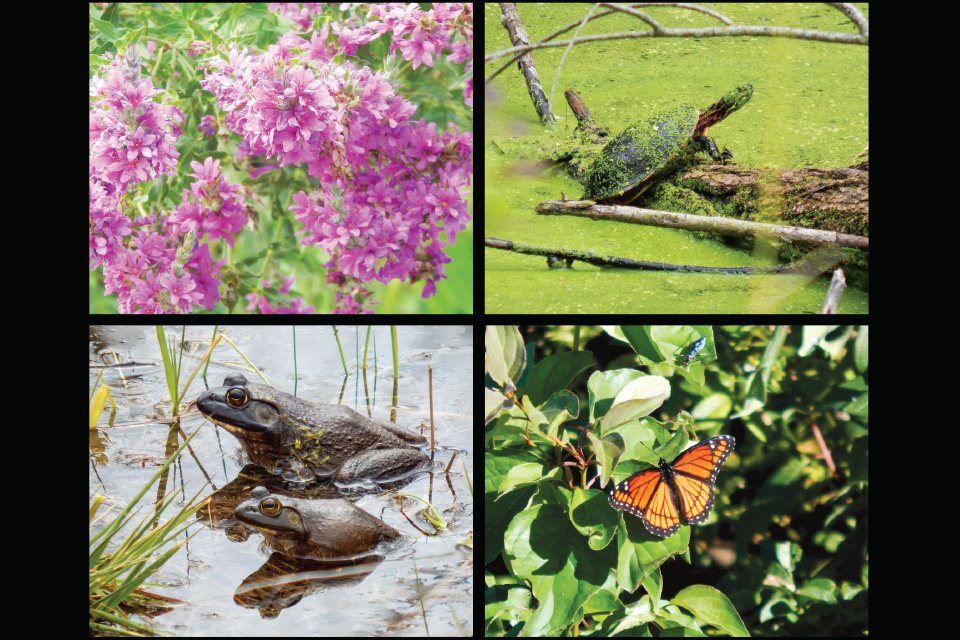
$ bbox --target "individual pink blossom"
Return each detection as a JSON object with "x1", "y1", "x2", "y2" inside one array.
[{"x1": 397, "y1": 26, "x2": 436, "y2": 69}]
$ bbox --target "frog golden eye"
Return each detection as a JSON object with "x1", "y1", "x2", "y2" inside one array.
[
  {"x1": 260, "y1": 497, "x2": 282, "y2": 516},
  {"x1": 226, "y1": 388, "x2": 248, "y2": 406}
]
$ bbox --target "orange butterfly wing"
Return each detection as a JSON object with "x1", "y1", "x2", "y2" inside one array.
[
  {"x1": 609, "y1": 466, "x2": 681, "y2": 537},
  {"x1": 609, "y1": 435, "x2": 735, "y2": 538}
]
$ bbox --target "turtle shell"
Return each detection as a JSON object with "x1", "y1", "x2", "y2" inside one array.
[{"x1": 582, "y1": 104, "x2": 700, "y2": 204}]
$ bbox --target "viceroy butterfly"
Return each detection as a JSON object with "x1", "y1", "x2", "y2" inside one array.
[{"x1": 608, "y1": 435, "x2": 735, "y2": 537}]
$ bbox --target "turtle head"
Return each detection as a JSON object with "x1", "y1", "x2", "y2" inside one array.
[
  {"x1": 708, "y1": 84, "x2": 753, "y2": 120},
  {"x1": 697, "y1": 84, "x2": 753, "y2": 131}
]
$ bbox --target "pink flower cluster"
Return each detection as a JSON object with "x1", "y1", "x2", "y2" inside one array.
[
  {"x1": 90, "y1": 3, "x2": 472, "y2": 313},
  {"x1": 90, "y1": 51, "x2": 219, "y2": 313},
  {"x1": 200, "y1": 3, "x2": 473, "y2": 308},
  {"x1": 90, "y1": 51, "x2": 182, "y2": 273},
  {"x1": 90, "y1": 51, "x2": 313, "y2": 313}
]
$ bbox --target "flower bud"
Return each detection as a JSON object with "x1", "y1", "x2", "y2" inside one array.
[
  {"x1": 174, "y1": 231, "x2": 197, "y2": 272},
  {"x1": 123, "y1": 46, "x2": 142, "y2": 86},
  {"x1": 381, "y1": 55, "x2": 402, "y2": 87}
]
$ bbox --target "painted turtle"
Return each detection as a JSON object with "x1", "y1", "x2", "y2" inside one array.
[{"x1": 582, "y1": 84, "x2": 753, "y2": 205}]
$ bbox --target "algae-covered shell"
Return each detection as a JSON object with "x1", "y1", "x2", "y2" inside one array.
[{"x1": 582, "y1": 104, "x2": 699, "y2": 204}]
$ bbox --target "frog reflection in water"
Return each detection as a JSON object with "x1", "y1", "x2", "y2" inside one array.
[
  {"x1": 235, "y1": 487, "x2": 399, "y2": 559},
  {"x1": 197, "y1": 374, "x2": 430, "y2": 486}
]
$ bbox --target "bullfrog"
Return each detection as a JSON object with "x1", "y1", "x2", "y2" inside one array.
[
  {"x1": 234, "y1": 486, "x2": 399, "y2": 559},
  {"x1": 197, "y1": 374, "x2": 430, "y2": 486}
]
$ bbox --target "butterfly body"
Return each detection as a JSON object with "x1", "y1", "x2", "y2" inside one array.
[{"x1": 609, "y1": 435, "x2": 735, "y2": 537}]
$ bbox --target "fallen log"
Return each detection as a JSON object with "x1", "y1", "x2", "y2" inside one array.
[
  {"x1": 484, "y1": 237, "x2": 830, "y2": 275},
  {"x1": 535, "y1": 200, "x2": 869, "y2": 251}
]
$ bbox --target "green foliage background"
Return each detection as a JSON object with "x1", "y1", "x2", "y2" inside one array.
[{"x1": 485, "y1": 325, "x2": 868, "y2": 636}]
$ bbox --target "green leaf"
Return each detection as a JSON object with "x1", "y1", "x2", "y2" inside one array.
[
  {"x1": 100, "y1": 3, "x2": 119, "y2": 23},
  {"x1": 90, "y1": 17, "x2": 122, "y2": 42},
  {"x1": 117, "y1": 28, "x2": 146, "y2": 57}
]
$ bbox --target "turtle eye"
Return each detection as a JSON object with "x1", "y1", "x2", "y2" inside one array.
[{"x1": 226, "y1": 388, "x2": 249, "y2": 406}]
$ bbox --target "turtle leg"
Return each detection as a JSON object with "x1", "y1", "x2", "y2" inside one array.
[{"x1": 692, "y1": 135, "x2": 732, "y2": 164}]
